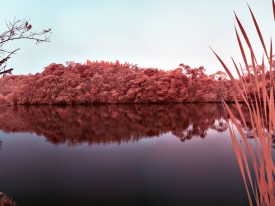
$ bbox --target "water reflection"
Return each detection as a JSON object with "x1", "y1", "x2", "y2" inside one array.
[
  {"x1": 225, "y1": 103, "x2": 275, "y2": 205},
  {"x1": 0, "y1": 104, "x2": 229, "y2": 145},
  {"x1": 230, "y1": 127, "x2": 275, "y2": 206},
  {"x1": 0, "y1": 104, "x2": 273, "y2": 206}
]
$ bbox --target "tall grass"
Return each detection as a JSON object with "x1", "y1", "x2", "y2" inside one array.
[{"x1": 212, "y1": 1, "x2": 275, "y2": 205}]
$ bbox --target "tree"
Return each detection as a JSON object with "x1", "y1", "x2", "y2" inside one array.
[
  {"x1": 0, "y1": 18, "x2": 51, "y2": 76},
  {"x1": 209, "y1": 71, "x2": 228, "y2": 101},
  {"x1": 179, "y1": 63, "x2": 205, "y2": 80},
  {"x1": 212, "y1": 71, "x2": 227, "y2": 81}
]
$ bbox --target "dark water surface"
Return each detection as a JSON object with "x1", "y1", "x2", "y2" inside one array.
[{"x1": 0, "y1": 104, "x2": 270, "y2": 206}]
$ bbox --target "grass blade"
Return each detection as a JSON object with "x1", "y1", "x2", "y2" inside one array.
[
  {"x1": 248, "y1": 5, "x2": 268, "y2": 59},
  {"x1": 235, "y1": 12, "x2": 257, "y2": 63},
  {"x1": 235, "y1": 26, "x2": 249, "y2": 70}
]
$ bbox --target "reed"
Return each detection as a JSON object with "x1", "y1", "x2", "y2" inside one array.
[{"x1": 212, "y1": 1, "x2": 275, "y2": 205}]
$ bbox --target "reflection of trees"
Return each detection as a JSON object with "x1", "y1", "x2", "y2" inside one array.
[
  {"x1": 170, "y1": 104, "x2": 227, "y2": 141},
  {"x1": 210, "y1": 119, "x2": 228, "y2": 132},
  {"x1": 0, "y1": 104, "x2": 230, "y2": 145},
  {"x1": 230, "y1": 104, "x2": 275, "y2": 141}
]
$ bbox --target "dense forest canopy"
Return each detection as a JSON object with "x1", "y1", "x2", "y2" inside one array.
[{"x1": 0, "y1": 60, "x2": 237, "y2": 104}]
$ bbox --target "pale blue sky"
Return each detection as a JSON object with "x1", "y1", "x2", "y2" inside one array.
[{"x1": 1, "y1": 0, "x2": 274, "y2": 74}]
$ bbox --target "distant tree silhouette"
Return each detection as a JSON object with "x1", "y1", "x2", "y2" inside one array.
[{"x1": 0, "y1": 18, "x2": 51, "y2": 76}]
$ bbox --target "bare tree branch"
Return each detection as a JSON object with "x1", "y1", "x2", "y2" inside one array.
[{"x1": 0, "y1": 18, "x2": 51, "y2": 76}]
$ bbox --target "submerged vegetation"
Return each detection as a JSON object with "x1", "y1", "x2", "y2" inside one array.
[{"x1": 213, "y1": 1, "x2": 275, "y2": 205}]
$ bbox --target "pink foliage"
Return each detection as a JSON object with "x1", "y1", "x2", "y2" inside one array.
[{"x1": 0, "y1": 61, "x2": 233, "y2": 105}]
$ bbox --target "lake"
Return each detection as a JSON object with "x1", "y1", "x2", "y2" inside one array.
[{"x1": 0, "y1": 104, "x2": 273, "y2": 206}]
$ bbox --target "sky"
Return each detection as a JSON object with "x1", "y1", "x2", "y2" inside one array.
[{"x1": 0, "y1": 0, "x2": 274, "y2": 75}]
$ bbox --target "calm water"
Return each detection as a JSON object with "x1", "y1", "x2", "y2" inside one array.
[{"x1": 0, "y1": 104, "x2": 272, "y2": 206}]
